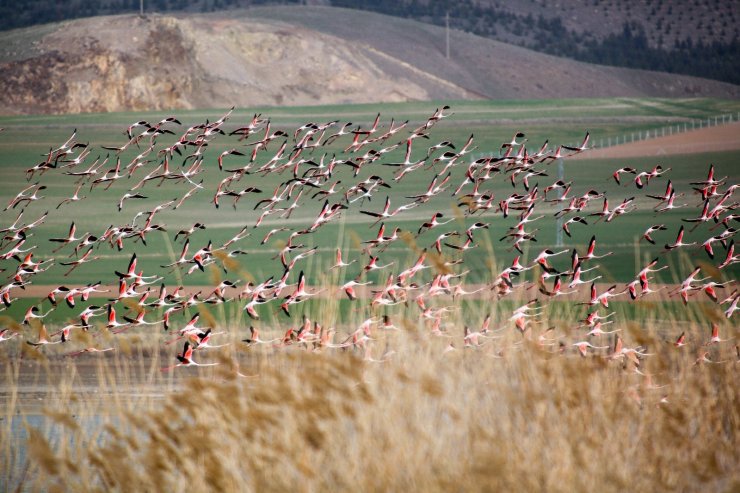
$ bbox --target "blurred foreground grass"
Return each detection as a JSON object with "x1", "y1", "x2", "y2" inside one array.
[{"x1": 1, "y1": 301, "x2": 737, "y2": 492}]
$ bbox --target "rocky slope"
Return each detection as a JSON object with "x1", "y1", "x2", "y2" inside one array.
[{"x1": 0, "y1": 7, "x2": 738, "y2": 115}]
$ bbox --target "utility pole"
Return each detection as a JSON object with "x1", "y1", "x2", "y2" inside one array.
[
  {"x1": 140, "y1": 0, "x2": 144, "y2": 16},
  {"x1": 555, "y1": 158, "x2": 564, "y2": 247},
  {"x1": 445, "y1": 12, "x2": 450, "y2": 59}
]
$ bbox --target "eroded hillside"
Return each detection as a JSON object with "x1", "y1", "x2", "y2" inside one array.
[{"x1": 0, "y1": 8, "x2": 738, "y2": 115}]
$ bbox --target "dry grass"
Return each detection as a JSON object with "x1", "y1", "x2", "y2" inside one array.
[
  {"x1": 0, "y1": 245, "x2": 737, "y2": 492},
  {"x1": 1, "y1": 310, "x2": 738, "y2": 492}
]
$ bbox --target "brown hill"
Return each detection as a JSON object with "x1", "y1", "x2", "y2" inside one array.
[
  {"x1": 0, "y1": 6, "x2": 738, "y2": 115},
  {"x1": 246, "y1": 6, "x2": 740, "y2": 100}
]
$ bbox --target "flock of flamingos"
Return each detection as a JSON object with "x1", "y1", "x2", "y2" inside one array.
[{"x1": 0, "y1": 105, "x2": 737, "y2": 374}]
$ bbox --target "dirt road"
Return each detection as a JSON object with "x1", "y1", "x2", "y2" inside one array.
[{"x1": 573, "y1": 122, "x2": 740, "y2": 159}]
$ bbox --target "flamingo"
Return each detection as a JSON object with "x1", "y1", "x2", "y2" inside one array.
[
  {"x1": 562, "y1": 216, "x2": 588, "y2": 237},
  {"x1": 341, "y1": 280, "x2": 371, "y2": 301},
  {"x1": 654, "y1": 191, "x2": 687, "y2": 214},
  {"x1": 26, "y1": 323, "x2": 62, "y2": 347},
  {"x1": 572, "y1": 341, "x2": 609, "y2": 357},
  {"x1": 568, "y1": 262, "x2": 602, "y2": 289},
  {"x1": 719, "y1": 240, "x2": 738, "y2": 268},
  {"x1": 161, "y1": 342, "x2": 218, "y2": 371},
  {"x1": 664, "y1": 226, "x2": 696, "y2": 251},
  {"x1": 581, "y1": 235, "x2": 613, "y2": 261},
  {"x1": 706, "y1": 323, "x2": 733, "y2": 345},
  {"x1": 58, "y1": 245, "x2": 99, "y2": 276},
  {"x1": 642, "y1": 224, "x2": 667, "y2": 244},
  {"x1": 611, "y1": 167, "x2": 637, "y2": 185},
  {"x1": 67, "y1": 346, "x2": 115, "y2": 357},
  {"x1": 331, "y1": 248, "x2": 356, "y2": 269},
  {"x1": 242, "y1": 326, "x2": 281, "y2": 346},
  {"x1": 585, "y1": 322, "x2": 620, "y2": 337},
  {"x1": 0, "y1": 328, "x2": 20, "y2": 343}
]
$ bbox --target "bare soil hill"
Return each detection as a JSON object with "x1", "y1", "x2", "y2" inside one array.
[{"x1": 0, "y1": 6, "x2": 738, "y2": 115}]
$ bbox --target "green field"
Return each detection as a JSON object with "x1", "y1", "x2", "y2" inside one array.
[{"x1": 0, "y1": 98, "x2": 737, "y2": 323}]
